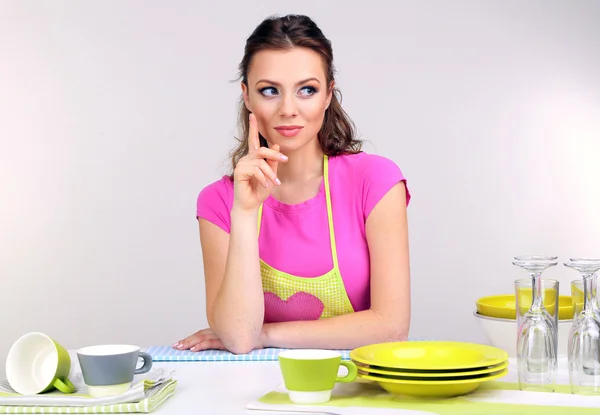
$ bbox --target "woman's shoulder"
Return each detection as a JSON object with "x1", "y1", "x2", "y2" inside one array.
[
  {"x1": 331, "y1": 151, "x2": 410, "y2": 212},
  {"x1": 331, "y1": 151, "x2": 407, "y2": 182},
  {"x1": 196, "y1": 175, "x2": 234, "y2": 232},
  {"x1": 198, "y1": 175, "x2": 234, "y2": 201}
]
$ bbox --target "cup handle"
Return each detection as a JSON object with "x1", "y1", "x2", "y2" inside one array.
[
  {"x1": 134, "y1": 352, "x2": 153, "y2": 374},
  {"x1": 54, "y1": 377, "x2": 76, "y2": 394},
  {"x1": 335, "y1": 361, "x2": 357, "y2": 383}
]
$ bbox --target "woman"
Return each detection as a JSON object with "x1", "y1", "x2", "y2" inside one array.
[{"x1": 173, "y1": 14, "x2": 411, "y2": 354}]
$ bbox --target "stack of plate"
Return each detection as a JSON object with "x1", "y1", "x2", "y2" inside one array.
[{"x1": 349, "y1": 341, "x2": 509, "y2": 398}]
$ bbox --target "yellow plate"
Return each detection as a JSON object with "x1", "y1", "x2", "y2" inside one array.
[
  {"x1": 350, "y1": 341, "x2": 508, "y2": 370},
  {"x1": 476, "y1": 294, "x2": 573, "y2": 320},
  {"x1": 355, "y1": 359, "x2": 508, "y2": 378},
  {"x1": 355, "y1": 359, "x2": 508, "y2": 373},
  {"x1": 359, "y1": 368, "x2": 509, "y2": 398}
]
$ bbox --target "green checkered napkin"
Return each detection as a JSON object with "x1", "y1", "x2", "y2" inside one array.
[{"x1": 0, "y1": 373, "x2": 177, "y2": 413}]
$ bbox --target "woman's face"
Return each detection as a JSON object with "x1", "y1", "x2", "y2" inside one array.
[{"x1": 242, "y1": 47, "x2": 332, "y2": 153}]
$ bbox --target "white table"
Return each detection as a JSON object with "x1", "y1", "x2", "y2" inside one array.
[
  {"x1": 150, "y1": 360, "x2": 300, "y2": 415},
  {"x1": 62, "y1": 351, "x2": 290, "y2": 415},
  {"x1": 150, "y1": 358, "x2": 575, "y2": 415}
]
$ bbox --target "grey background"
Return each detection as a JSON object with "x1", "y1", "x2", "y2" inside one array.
[{"x1": 1, "y1": 0, "x2": 599, "y2": 374}]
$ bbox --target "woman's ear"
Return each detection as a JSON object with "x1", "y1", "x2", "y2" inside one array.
[
  {"x1": 325, "y1": 80, "x2": 334, "y2": 110},
  {"x1": 241, "y1": 81, "x2": 251, "y2": 111}
]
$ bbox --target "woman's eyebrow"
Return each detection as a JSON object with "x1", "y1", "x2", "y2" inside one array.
[{"x1": 255, "y1": 77, "x2": 321, "y2": 86}]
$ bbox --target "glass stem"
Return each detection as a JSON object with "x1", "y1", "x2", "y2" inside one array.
[
  {"x1": 583, "y1": 273, "x2": 596, "y2": 314},
  {"x1": 593, "y1": 273, "x2": 598, "y2": 310},
  {"x1": 531, "y1": 273, "x2": 543, "y2": 311}
]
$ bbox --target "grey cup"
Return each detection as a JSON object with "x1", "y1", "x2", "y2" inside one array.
[{"x1": 76, "y1": 345, "x2": 152, "y2": 387}]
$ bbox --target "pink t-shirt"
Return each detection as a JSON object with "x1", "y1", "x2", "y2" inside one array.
[{"x1": 196, "y1": 152, "x2": 411, "y2": 312}]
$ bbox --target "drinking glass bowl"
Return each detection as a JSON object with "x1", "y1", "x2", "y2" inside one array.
[{"x1": 473, "y1": 311, "x2": 572, "y2": 358}]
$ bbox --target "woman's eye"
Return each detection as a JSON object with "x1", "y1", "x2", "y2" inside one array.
[
  {"x1": 259, "y1": 86, "x2": 317, "y2": 97},
  {"x1": 259, "y1": 87, "x2": 278, "y2": 97},
  {"x1": 299, "y1": 86, "x2": 317, "y2": 96}
]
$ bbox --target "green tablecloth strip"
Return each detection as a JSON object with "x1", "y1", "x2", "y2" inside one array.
[{"x1": 247, "y1": 380, "x2": 600, "y2": 415}]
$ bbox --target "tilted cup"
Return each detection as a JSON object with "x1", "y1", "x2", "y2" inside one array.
[
  {"x1": 6, "y1": 332, "x2": 76, "y2": 395},
  {"x1": 76, "y1": 345, "x2": 152, "y2": 398},
  {"x1": 278, "y1": 349, "x2": 357, "y2": 405}
]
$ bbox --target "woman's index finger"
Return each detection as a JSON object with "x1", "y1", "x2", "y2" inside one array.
[{"x1": 248, "y1": 113, "x2": 260, "y2": 151}]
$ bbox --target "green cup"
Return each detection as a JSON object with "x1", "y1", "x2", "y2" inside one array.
[
  {"x1": 5, "y1": 332, "x2": 76, "y2": 395},
  {"x1": 278, "y1": 349, "x2": 357, "y2": 404}
]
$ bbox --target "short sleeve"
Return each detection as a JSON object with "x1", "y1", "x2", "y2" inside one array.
[
  {"x1": 196, "y1": 176, "x2": 234, "y2": 233},
  {"x1": 356, "y1": 153, "x2": 411, "y2": 219}
]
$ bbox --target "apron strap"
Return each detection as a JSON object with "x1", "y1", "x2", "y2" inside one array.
[{"x1": 323, "y1": 155, "x2": 339, "y2": 269}]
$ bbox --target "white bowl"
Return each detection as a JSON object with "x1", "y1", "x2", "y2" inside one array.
[{"x1": 473, "y1": 311, "x2": 572, "y2": 358}]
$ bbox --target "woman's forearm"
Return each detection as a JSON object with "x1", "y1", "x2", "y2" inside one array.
[
  {"x1": 211, "y1": 206, "x2": 264, "y2": 353},
  {"x1": 262, "y1": 309, "x2": 410, "y2": 350}
]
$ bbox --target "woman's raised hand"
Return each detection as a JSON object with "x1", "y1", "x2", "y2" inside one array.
[{"x1": 233, "y1": 114, "x2": 288, "y2": 212}]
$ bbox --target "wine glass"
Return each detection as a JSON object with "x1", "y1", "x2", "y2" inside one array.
[
  {"x1": 512, "y1": 255, "x2": 559, "y2": 392},
  {"x1": 564, "y1": 258, "x2": 600, "y2": 395},
  {"x1": 571, "y1": 278, "x2": 600, "y2": 318}
]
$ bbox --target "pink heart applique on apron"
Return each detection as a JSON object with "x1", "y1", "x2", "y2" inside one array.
[{"x1": 263, "y1": 291, "x2": 325, "y2": 323}]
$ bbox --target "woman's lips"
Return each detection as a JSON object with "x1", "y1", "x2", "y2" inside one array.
[{"x1": 274, "y1": 126, "x2": 304, "y2": 137}]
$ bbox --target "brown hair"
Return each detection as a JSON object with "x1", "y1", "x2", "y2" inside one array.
[{"x1": 228, "y1": 14, "x2": 362, "y2": 174}]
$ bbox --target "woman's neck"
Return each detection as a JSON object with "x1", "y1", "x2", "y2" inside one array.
[
  {"x1": 276, "y1": 141, "x2": 324, "y2": 185},
  {"x1": 269, "y1": 140, "x2": 324, "y2": 205}
]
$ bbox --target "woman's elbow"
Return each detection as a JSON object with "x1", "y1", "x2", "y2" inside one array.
[
  {"x1": 216, "y1": 326, "x2": 261, "y2": 355},
  {"x1": 227, "y1": 342, "x2": 255, "y2": 355},
  {"x1": 208, "y1": 328, "x2": 258, "y2": 355},
  {"x1": 209, "y1": 312, "x2": 262, "y2": 354},
  {"x1": 385, "y1": 327, "x2": 409, "y2": 342},
  {"x1": 376, "y1": 313, "x2": 410, "y2": 342}
]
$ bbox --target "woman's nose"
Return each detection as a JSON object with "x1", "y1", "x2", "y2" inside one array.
[{"x1": 278, "y1": 94, "x2": 298, "y2": 117}]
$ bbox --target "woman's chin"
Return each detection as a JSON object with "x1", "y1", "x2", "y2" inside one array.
[{"x1": 267, "y1": 136, "x2": 318, "y2": 153}]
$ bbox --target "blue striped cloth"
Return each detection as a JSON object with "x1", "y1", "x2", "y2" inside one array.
[
  {"x1": 146, "y1": 346, "x2": 351, "y2": 362},
  {"x1": 146, "y1": 338, "x2": 432, "y2": 362}
]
